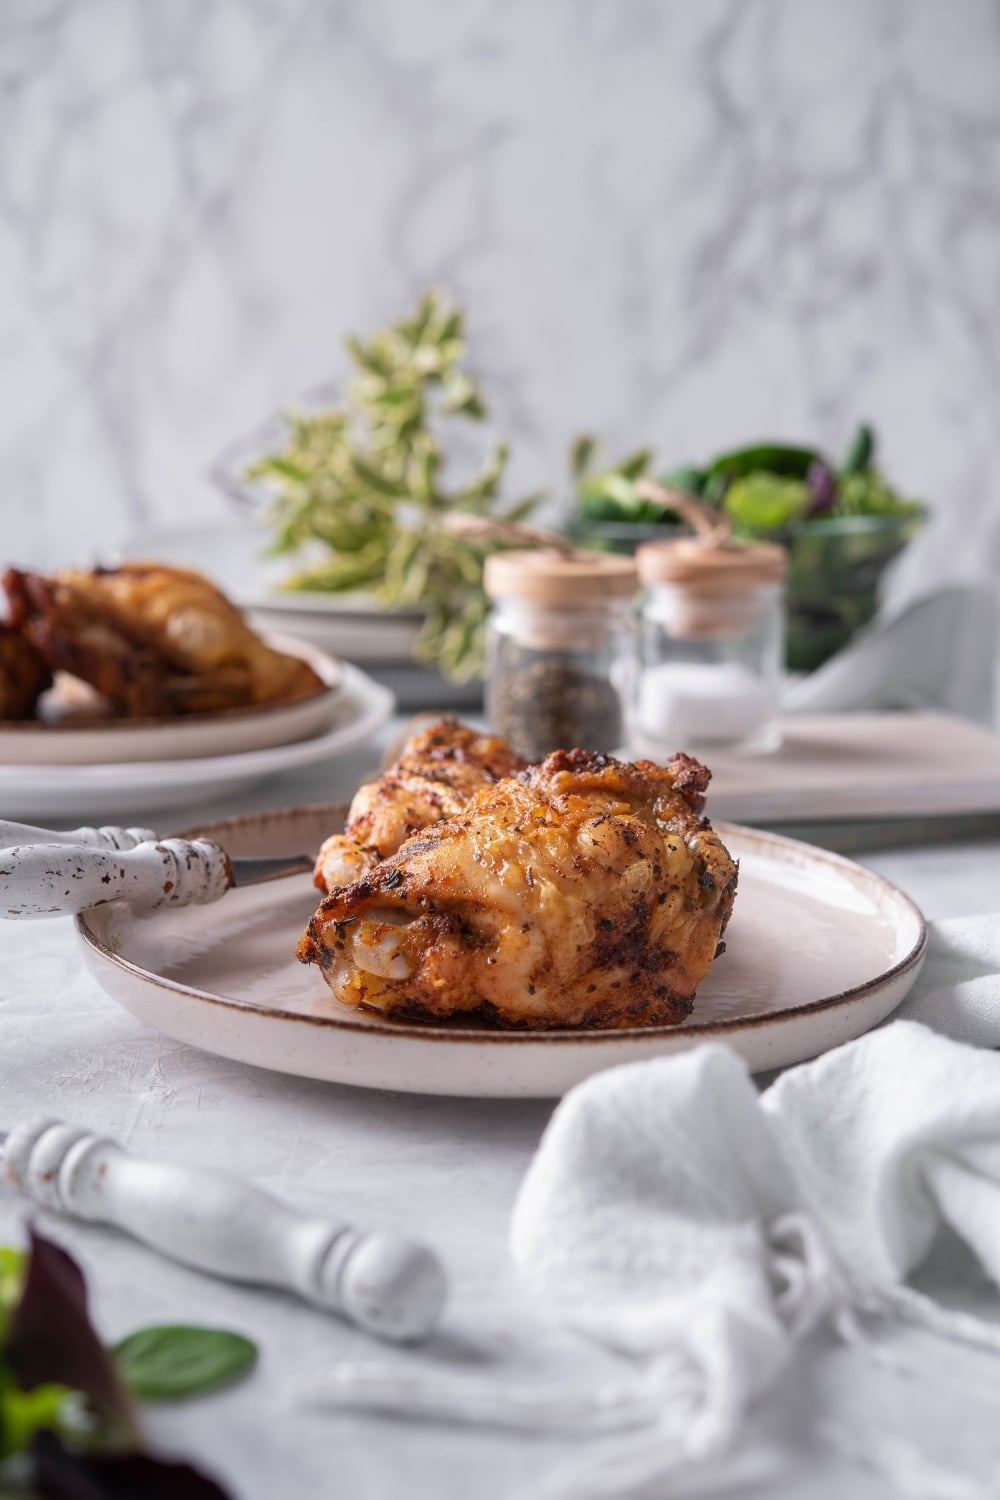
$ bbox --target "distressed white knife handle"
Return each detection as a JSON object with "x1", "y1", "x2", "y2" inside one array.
[
  {"x1": 0, "y1": 821, "x2": 157, "y2": 851},
  {"x1": 4, "y1": 1120, "x2": 446, "y2": 1344},
  {"x1": 0, "y1": 838, "x2": 231, "y2": 917}
]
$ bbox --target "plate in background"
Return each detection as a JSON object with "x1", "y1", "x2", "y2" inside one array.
[
  {"x1": 247, "y1": 591, "x2": 423, "y2": 664},
  {"x1": 0, "y1": 665, "x2": 393, "y2": 819},
  {"x1": 0, "y1": 636, "x2": 343, "y2": 766},
  {"x1": 76, "y1": 804, "x2": 926, "y2": 1099}
]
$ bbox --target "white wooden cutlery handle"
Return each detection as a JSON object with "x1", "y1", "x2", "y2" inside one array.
[
  {"x1": 4, "y1": 1120, "x2": 447, "y2": 1344},
  {"x1": 0, "y1": 820, "x2": 157, "y2": 851},
  {"x1": 0, "y1": 838, "x2": 231, "y2": 917}
]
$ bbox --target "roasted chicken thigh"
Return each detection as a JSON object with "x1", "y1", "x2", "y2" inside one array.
[
  {"x1": 0, "y1": 623, "x2": 51, "y2": 720},
  {"x1": 300, "y1": 747, "x2": 737, "y2": 1029},
  {"x1": 313, "y1": 718, "x2": 526, "y2": 892},
  {"x1": 4, "y1": 563, "x2": 322, "y2": 718}
]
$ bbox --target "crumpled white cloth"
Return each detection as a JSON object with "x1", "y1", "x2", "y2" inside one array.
[
  {"x1": 782, "y1": 585, "x2": 1000, "y2": 726},
  {"x1": 299, "y1": 914, "x2": 1000, "y2": 1499},
  {"x1": 506, "y1": 1014, "x2": 1000, "y2": 1497},
  {"x1": 896, "y1": 913, "x2": 1000, "y2": 1046}
]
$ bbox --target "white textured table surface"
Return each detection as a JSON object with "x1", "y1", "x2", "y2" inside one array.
[{"x1": 3, "y1": 723, "x2": 1000, "y2": 1499}]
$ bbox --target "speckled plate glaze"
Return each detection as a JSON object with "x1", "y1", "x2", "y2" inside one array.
[{"x1": 76, "y1": 803, "x2": 927, "y2": 1099}]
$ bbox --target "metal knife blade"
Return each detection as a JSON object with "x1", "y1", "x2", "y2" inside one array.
[{"x1": 229, "y1": 854, "x2": 314, "y2": 888}]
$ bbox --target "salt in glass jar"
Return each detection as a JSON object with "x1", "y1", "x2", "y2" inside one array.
[
  {"x1": 632, "y1": 537, "x2": 787, "y2": 756},
  {"x1": 484, "y1": 550, "x2": 638, "y2": 762}
]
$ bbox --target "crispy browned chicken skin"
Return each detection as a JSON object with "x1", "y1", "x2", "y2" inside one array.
[
  {"x1": 313, "y1": 718, "x2": 527, "y2": 892},
  {"x1": 0, "y1": 622, "x2": 51, "y2": 720},
  {"x1": 300, "y1": 747, "x2": 737, "y2": 1030},
  {"x1": 4, "y1": 563, "x2": 322, "y2": 718}
]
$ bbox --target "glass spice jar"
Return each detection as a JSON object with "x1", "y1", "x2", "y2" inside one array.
[
  {"x1": 483, "y1": 550, "x2": 638, "y2": 762},
  {"x1": 632, "y1": 537, "x2": 787, "y2": 756}
]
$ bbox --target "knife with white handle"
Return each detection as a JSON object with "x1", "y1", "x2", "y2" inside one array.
[
  {"x1": 1, "y1": 1119, "x2": 447, "y2": 1343},
  {"x1": 0, "y1": 820, "x2": 157, "y2": 851},
  {"x1": 0, "y1": 834, "x2": 314, "y2": 918}
]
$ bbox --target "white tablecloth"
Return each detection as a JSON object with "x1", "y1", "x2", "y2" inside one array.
[{"x1": 4, "y1": 722, "x2": 1000, "y2": 1499}]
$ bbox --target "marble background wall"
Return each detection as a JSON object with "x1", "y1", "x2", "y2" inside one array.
[{"x1": 2, "y1": 0, "x2": 999, "y2": 606}]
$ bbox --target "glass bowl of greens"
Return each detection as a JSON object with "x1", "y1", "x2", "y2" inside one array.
[{"x1": 568, "y1": 426, "x2": 926, "y2": 673}]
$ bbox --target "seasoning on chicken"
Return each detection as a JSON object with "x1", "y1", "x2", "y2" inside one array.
[
  {"x1": 3, "y1": 563, "x2": 322, "y2": 718},
  {"x1": 299, "y1": 747, "x2": 737, "y2": 1030},
  {"x1": 0, "y1": 623, "x2": 51, "y2": 720},
  {"x1": 313, "y1": 718, "x2": 526, "y2": 892}
]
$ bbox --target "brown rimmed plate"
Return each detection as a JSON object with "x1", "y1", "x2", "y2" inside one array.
[
  {"x1": 75, "y1": 803, "x2": 926, "y2": 1099},
  {"x1": 0, "y1": 635, "x2": 341, "y2": 766}
]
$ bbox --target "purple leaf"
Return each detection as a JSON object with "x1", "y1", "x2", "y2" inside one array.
[
  {"x1": 805, "y1": 459, "x2": 837, "y2": 517},
  {"x1": 4, "y1": 1227, "x2": 140, "y2": 1444},
  {"x1": 31, "y1": 1430, "x2": 235, "y2": 1500}
]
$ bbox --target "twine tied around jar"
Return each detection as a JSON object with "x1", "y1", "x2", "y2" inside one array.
[
  {"x1": 634, "y1": 478, "x2": 734, "y2": 548},
  {"x1": 442, "y1": 512, "x2": 579, "y2": 556}
]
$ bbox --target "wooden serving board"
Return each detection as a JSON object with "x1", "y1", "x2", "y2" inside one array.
[{"x1": 703, "y1": 712, "x2": 1000, "y2": 827}]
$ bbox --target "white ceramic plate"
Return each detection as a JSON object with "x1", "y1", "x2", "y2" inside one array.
[
  {"x1": 76, "y1": 804, "x2": 927, "y2": 1098},
  {"x1": 247, "y1": 596, "x2": 423, "y2": 665},
  {"x1": 0, "y1": 666, "x2": 393, "y2": 820},
  {"x1": 0, "y1": 636, "x2": 343, "y2": 766}
]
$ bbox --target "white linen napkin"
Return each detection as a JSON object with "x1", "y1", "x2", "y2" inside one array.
[
  {"x1": 299, "y1": 913, "x2": 1000, "y2": 1498},
  {"x1": 504, "y1": 1014, "x2": 1000, "y2": 1498},
  {"x1": 895, "y1": 914, "x2": 1000, "y2": 1046},
  {"x1": 782, "y1": 585, "x2": 1000, "y2": 726}
]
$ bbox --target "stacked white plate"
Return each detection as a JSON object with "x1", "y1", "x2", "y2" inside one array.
[{"x1": 0, "y1": 637, "x2": 394, "y2": 820}]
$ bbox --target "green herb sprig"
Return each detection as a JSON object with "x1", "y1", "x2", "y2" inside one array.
[{"x1": 248, "y1": 290, "x2": 542, "y2": 682}]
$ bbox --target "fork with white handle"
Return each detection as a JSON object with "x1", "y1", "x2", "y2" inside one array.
[{"x1": 0, "y1": 819, "x2": 314, "y2": 917}]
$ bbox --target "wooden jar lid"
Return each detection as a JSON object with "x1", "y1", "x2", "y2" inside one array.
[
  {"x1": 636, "y1": 538, "x2": 787, "y2": 589},
  {"x1": 484, "y1": 550, "x2": 638, "y2": 605}
]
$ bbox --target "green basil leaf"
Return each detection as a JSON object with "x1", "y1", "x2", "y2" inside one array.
[{"x1": 114, "y1": 1327, "x2": 257, "y2": 1403}]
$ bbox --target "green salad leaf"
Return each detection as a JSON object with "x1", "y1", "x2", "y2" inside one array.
[
  {"x1": 837, "y1": 467, "x2": 924, "y2": 518},
  {"x1": 659, "y1": 465, "x2": 706, "y2": 497},
  {"x1": 723, "y1": 473, "x2": 810, "y2": 532},
  {"x1": 570, "y1": 422, "x2": 925, "y2": 534},
  {"x1": 572, "y1": 438, "x2": 672, "y2": 523},
  {"x1": 706, "y1": 443, "x2": 820, "y2": 483},
  {"x1": 840, "y1": 422, "x2": 875, "y2": 474}
]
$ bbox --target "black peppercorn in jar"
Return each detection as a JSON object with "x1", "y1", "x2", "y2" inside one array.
[{"x1": 483, "y1": 550, "x2": 638, "y2": 762}]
